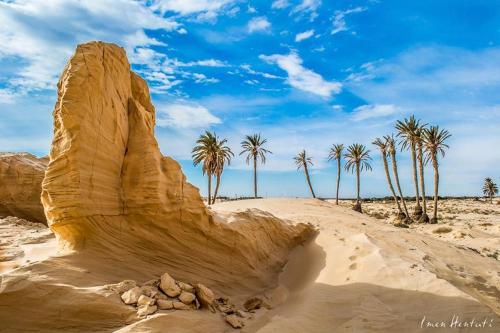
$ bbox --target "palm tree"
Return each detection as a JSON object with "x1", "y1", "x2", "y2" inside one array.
[
  {"x1": 328, "y1": 144, "x2": 344, "y2": 205},
  {"x1": 396, "y1": 115, "x2": 424, "y2": 218},
  {"x1": 192, "y1": 131, "x2": 218, "y2": 205},
  {"x1": 416, "y1": 125, "x2": 430, "y2": 223},
  {"x1": 373, "y1": 137, "x2": 403, "y2": 216},
  {"x1": 386, "y1": 135, "x2": 410, "y2": 221},
  {"x1": 212, "y1": 138, "x2": 234, "y2": 204},
  {"x1": 294, "y1": 150, "x2": 316, "y2": 198},
  {"x1": 344, "y1": 143, "x2": 372, "y2": 212},
  {"x1": 483, "y1": 178, "x2": 498, "y2": 204},
  {"x1": 240, "y1": 134, "x2": 272, "y2": 198},
  {"x1": 422, "y1": 126, "x2": 451, "y2": 224}
]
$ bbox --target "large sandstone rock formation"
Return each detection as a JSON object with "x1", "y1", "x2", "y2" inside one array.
[
  {"x1": 0, "y1": 153, "x2": 47, "y2": 224},
  {"x1": 41, "y1": 42, "x2": 313, "y2": 290}
]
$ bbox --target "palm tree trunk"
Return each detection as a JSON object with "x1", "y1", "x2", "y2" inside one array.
[
  {"x1": 411, "y1": 144, "x2": 421, "y2": 211},
  {"x1": 432, "y1": 156, "x2": 439, "y2": 222},
  {"x1": 207, "y1": 173, "x2": 212, "y2": 205},
  {"x1": 356, "y1": 163, "x2": 360, "y2": 204},
  {"x1": 253, "y1": 155, "x2": 257, "y2": 198},
  {"x1": 213, "y1": 173, "x2": 221, "y2": 204},
  {"x1": 304, "y1": 163, "x2": 316, "y2": 198},
  {"x1": 390, "y1": 151, "x2": 409, "y2": 218},
  {"x1": 335, "y1": 157, "x2": 341, "y2": 205},
  {"x1": 418, "y1": 143, "x2": 427, "y2": 213},
  {"x1": 382, "y1": 153, "x2": 402, "y2": 213}
]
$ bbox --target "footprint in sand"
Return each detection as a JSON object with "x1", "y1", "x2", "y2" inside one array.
[
  {"x1": 349, "y1": 263, "x2": 357, "y2": 270},
  {"x1": 349, "y1": 255, "x2": 357, "y2": 261}
]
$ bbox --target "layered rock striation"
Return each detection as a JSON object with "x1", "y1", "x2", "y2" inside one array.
[
  {"x1": 41, "y1": 42, "x2": 314, "y2": 291},
  {"x1": 0, "y1": 153, "x2": 48, "y2": 224}
]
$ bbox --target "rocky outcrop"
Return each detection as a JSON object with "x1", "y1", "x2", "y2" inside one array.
[
  {"x1": 41, "y1": 41, "x2": 314, "y2": 291},
  {"x1": 0, "y1": 153, "x2": 47, "y2": 224}
]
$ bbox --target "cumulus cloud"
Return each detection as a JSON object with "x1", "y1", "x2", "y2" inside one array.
[
  {"x1": 351, "y1": 104, "x2": 399, "y2": 121},
  {"x1": 295, "y1": 29, "x2": 315, "y2": 42},
  {"x1": 156, "y1": 103, "x2": 221, "y2": 128},
  {"x1": 271, "y1": 0, "x2": 289, "y2": 9},
  {"x1": 332, "y1": 7, "x2": 366, "y2": 35},
  {"x1": 291, "y1": 0, "x2": 321, "y2": 20},
  {"x1": 247, "y1": 17, "x2": 271, "y2": 33},
  {"x1": 0, "y1": 0, "x2": 180, "y2": 91},
  {"x1": 259, "y1": 53, "x2": 341, "y2": 98}
]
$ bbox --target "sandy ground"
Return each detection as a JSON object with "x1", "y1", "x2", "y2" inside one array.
[
  {"x1": 0, "y1": 216, "x2": 56, "y2": 273},
  {"x1": 0, "y1": 198, "x2": 499, "y2": 332}
]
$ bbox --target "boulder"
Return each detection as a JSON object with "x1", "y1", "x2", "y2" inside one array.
[
  {"x1": 137, "y1": 295, "x2": 155, "y2": 307},
  {"x1": 225, "y1": 314, "x2": 245, "y2": 329},
  {"x1": 178, "y1": 291, "x2": 196, "y2": 305},
  {"x1": 173, "y1": 301, "x2": 191, "y2": 310},
  {"x1": 178, "y1": 282, "x2": 195, "y2": 293},
  {"x1": 121, "y1": 287, "x2": 142, "y2": 305},
  {"x1": 195, "y1": 284, "x2": 215, "y2": 310},
  {"x1": 160, "y1": 273, "x2": 181, "y2": 297},
  {"x1": 137, "y1": 304, "x2": 157, "y2": 317},
  {"x1": 156, "y1": 299, "x2": 174, "y2": 310},
  {"x1": 0, "y1": 153, "x2": 47, "y2": 224}
]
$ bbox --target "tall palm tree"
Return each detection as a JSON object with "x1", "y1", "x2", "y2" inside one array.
[
  {"x1": 294, "y1": 150, "x2": 316, "y2": 198},
  {"x1": 373, "y1": 137, "x2": 403, "y2": 216},
  {"x1": 328, "y1": 144, "x2": 344, "y2": 205},
  {"x1": 422, "y1": 126, "x2": 451, "y2": 224},
  {"x1": 212, "y1": 138, "x2": 234, "y2": 204},
  {"x1": 240, "y1": 134, "x2": 272, "y2": 198},
  {"x1": 396, "y1": 115, "x2": 423, "y2": 218},
  {"x1": 192, "y1": 131, "x2": 218, "y2": 205},
  {"x1": 416, "y1": 125, "x2": 430, "y2": 223},
  {"x1": 344, "y1": 143, "x2": 372, "y2": 212},
  {"x1": 483, "y1": 178, "x2": 498, "y2": 204},
  {"x1": 386, "y1": 135, "x2": 410, "y2": 221}
]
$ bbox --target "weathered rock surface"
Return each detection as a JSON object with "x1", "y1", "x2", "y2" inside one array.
[
  {"x1": 121, "y1": 287, "x2": 142, "y2": 305},
  {"x1": 0, "y1": 153, "x2": 47, "y2": 224},
  {"x1": 40, "y1": 41, "x2": 314, "y2": 292},
  {"x1": 156, "y1": 299, "x2": 174, "y2": 310},
  {"x1": 195, "y1": 284, "x2": 215, "y2": 310},
  {"x1": 179, "y1": 291, "x2": 196, "y2": 305},
  {"x1": 159, "y1": 273, "x2": 181, "y2": 297},
  {"x1": 137, "y1": 304, "x2": 157, "y2": 317},
  {"x1": 137, "y1": 295, "x2": 155, "y2": 307},
  {"x1": 225, "y1": 314, "x2": 245, "y2": 329}
]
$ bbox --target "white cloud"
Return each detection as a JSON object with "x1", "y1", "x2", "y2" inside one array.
[
  {"x1": 0, "y1": 0, "x2": 179, "y2": 91},
  {"x1": 150, "y1": 0, "x2": 234, "y2": 15},
  {"x1": 271, "y1": 0, "x2": 289, "y2": 9},
  {"x1": 157, "y1": 103, "x2": 221, "y2": 128},
  {"x1": 178, "y1": 59, "x2": 228, "y2": 67},
  {"x1": 247, "y1": 5, "x2": 257, "y2": 13},
  {"x1": 332, "y1": 7, "x2": 366, "y2": 35},
  {"x1": 295, "y1": 29, "x2": 315, "y2": 42},
  {"x1": 351, "y1": 104, "x2": 398, "y2": 121},
  {"x1": 192, "y1": 73, "x2": 220, "y2": 84},
  {"x1": 291, "y1": 0, "x2": 321, "y2": 20},
  {"x1": 259, "y1": 52, "x2": 341, "y2": 98},
  {"x1": 0, "y1": 89, "x2": 17, "y2": 104},
  {"x1": 247, "y1": 17, "x2": 271, "y2": 33},
  {"x1": 240, "y1": 64, "x2": 282, "y2": 79}
]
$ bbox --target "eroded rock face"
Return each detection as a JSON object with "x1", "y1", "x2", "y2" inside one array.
[
  {"x1": 41, "y1": 41, "x2": 314, "y2": 291},
  {"x1": 0, "y1": 153, "x2": 47, "y2": 224}
]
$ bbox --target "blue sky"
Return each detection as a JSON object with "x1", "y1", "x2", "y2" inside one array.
[{"x1": 1, "y1": 0, "x2": 499, "y2": 198}]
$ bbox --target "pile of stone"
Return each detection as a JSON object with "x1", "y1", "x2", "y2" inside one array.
[{"x1": 112, "y1": 272, "x2": 267, "y2": 329}]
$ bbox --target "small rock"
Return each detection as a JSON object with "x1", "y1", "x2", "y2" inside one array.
[
  {"x1": 141, "y1": 285, "x2": 159, "y2": 298},
  {"x1": 137, "y1": 295, "x2": 155, "y2": 307},
  {"x1": 173, "y1": 301, "x2": 192, "y2": 310},
  {"x1": 244, "y1": 296, "x2": 272, "y2": 311},
  {"x1": 225, "y1": 314, "x2": 245, "y2": 329},
  {"x1": 154, "y1": 292, "x2": 168, "y2": 300},
  {"x1": 121, "y1": 286, "x2": 142, "y2": 305},
  {"x1": 137, "y1": 304, "x2": 157, "y2": 317},
  {"x1": 195, "y1": 284, "x2": 215, "y2": 311},
  {"x1": 178, "y1": 281, "x2": 195, "y2": 293},
  {"x1": 156, "y1": 299, "x2": 174, "y2": 310},
  {"x1": 111, "y1": 280, "x2": 137, "y2": 294},
  {"x1": 243, "y1": 297, "x2": 262, "y2": 311},
  {"x1": 160, "y1": 273, "x2": 181, "y2": 297},
  {"x1": 179, "y1": 291, "x2": 196, "y2": 305},
  {"x1": 236, "y1": 310, "x2": 251, "y2": 319}
]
